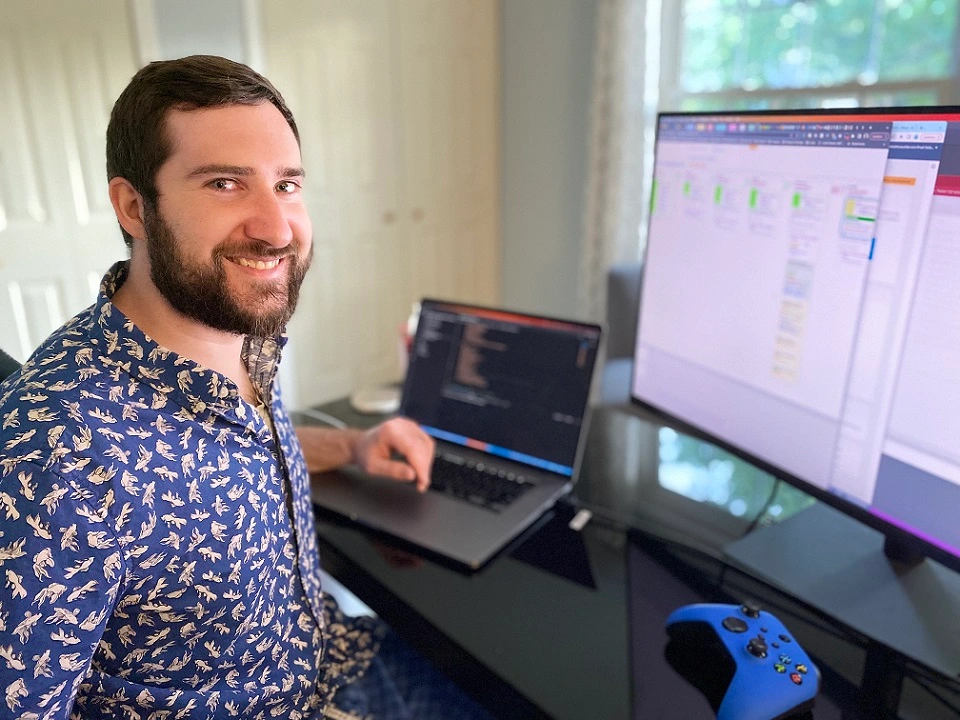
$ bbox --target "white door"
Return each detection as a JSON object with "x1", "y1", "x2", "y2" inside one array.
[
  {"x1": 0, "y1": 0, "x2": 138, "y2": 362},
  {"x1": 396, "y1": 0, "x2": 500, "y2": 307},
  {"x1": 262, "y1": 0, "x2": 500, "y2": 407},
  {"x1": 263, "y1": 0, "x2": 407, "y2": 405}
]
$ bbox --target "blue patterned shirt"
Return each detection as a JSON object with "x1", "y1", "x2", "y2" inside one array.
[{"x1": 0, "y1": 262, "x2": 380, "y2": 719}]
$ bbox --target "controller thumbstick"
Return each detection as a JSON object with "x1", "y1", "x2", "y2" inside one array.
[
  {"x1": 747, "y1": 635, "x2": 768, "y2": 658},
  {"x1": 741, "y1": 600, "x2": 761, "y2": 619}
]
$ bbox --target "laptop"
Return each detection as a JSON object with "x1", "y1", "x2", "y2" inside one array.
[{"x1": 312, "y1": 299, "x2": 602, "y2": 569}]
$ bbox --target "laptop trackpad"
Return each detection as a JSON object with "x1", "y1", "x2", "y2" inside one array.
[{"x1": 313, "y1": 467, "x2": 430, "y2": 522}]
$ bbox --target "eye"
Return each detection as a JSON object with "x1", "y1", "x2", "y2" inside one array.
[
  {"x1": 209, "y1": 178, "x2": 238, "y2": 191},
  {"x1": 276, "y1": 180, "x2": 301, "y2": 194}
]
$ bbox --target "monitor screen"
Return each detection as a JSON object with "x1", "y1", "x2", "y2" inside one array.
[
  {"x1": 632, "y1": 108, "x2": 960, "y2": 569},
  {"x1": 402, "y1": 300, "x2": 601, "y2": 476}
]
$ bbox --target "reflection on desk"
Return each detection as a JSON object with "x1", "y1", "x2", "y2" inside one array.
[
  {"x1": 314, "y1": 501, "x2": 630, "y2": 720},
  {"x1": 302, "y1": 402, "x2": 960, "y2": 720}
]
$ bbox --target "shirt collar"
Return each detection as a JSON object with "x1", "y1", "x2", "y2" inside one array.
[{"x1": 92, "y1": 261, "x2": 288, "y2": 421}]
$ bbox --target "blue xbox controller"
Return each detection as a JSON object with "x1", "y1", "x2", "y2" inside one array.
[{"x1": 665, "y1": 602, "x2": 820, "y2": 720}]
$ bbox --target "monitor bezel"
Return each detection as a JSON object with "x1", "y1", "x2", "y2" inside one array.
[{"x1": 630, "y1": 104, "x2": 960, "y2": 575}]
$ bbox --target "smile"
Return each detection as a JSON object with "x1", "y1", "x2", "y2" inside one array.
[{"x1": 230, "y1": 257, "x2": 283, "y2": 270}]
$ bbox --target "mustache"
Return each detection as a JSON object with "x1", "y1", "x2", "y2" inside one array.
[{"x1": 214, "y1": 243, "x2": 303, "y2": 261}]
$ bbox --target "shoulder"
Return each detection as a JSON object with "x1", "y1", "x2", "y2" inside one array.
[
  {"x1": 0, "y1": 306, "x2": 128, "y2": 493},
  {"x1": 0, "y1": 304, "x2": 102, "y2": 410}
]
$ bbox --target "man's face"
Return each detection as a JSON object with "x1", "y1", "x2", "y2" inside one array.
[{"x1": 144, "y1": 103, "x2": 313, "y2": 337}]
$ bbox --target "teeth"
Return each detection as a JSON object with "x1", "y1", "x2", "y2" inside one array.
[{"x1": 234, "y1": 257, "x2": 281, "y2": 270}]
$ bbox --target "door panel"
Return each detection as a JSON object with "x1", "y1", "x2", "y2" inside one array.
[
  {"x1": 266, "y1": 0, "x2": 397, "y2": 407},
  {"x1": 259, "y1": 0, "x2": 501, "y2": 406},
  {"x1": 0, "y1": 0, "x2": 137, "y2": 361},
  {"x1": 397, "y1": 0, "x2": 499, "y2": 310}
]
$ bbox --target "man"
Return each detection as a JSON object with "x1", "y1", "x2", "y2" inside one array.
[{"x1": 0, "y1": 56, "x2": 489, "y2": 719}]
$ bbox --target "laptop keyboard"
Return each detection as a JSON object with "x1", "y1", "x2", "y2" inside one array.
[{"x1": 429, "y1": 453, "x2": 533, "y2": 513}]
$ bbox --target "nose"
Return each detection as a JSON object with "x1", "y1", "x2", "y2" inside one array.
[{"x1": 244, "y1": 186, "x2": 295, "y2": 248}]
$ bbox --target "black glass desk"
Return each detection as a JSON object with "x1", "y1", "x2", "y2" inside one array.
[{"x1": 296, "y1": 401, "x2": 960, "y2": 720}]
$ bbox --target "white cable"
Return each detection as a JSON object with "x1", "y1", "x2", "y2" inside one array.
[{"x1": 297, "y1": 408, "x2": 348, "y2": 430}]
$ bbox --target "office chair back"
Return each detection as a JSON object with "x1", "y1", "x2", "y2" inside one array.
[{"x1": 0, "y1": 348, "x2": 21, "y2": 382}]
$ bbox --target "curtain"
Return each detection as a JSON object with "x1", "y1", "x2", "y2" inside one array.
[{"x1": 578, "y1": 0, "x2": 660, "y2": 322}]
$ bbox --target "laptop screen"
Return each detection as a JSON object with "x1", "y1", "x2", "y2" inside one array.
[{"x1": 400, "y1": 300, "x2": 602, "y2": 476}]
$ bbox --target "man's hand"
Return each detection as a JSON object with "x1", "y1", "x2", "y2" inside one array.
[
  {"x1": 350, "y1": 417, "x2": 435, "y2": 492},
  {"x1": 295, "y1": 419, "x2": 435, "y2": 490}
]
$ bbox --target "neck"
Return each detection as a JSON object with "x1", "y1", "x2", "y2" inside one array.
[{"x1": 111, "y1": 257, "x2": 258, "y2": 403}]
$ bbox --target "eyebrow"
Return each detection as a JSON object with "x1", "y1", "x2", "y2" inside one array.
[{"x1": 186, "y1": 164, "x2": 306, "y2": 179}]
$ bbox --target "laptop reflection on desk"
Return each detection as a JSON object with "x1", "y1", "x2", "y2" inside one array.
[{"x1": 311, "y1": 298, "x2": 602, "y2": 570}]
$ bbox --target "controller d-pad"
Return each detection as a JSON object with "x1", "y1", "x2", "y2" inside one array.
[{"x1": 722, "y1": 616, "x2": 748, "y2": 633}]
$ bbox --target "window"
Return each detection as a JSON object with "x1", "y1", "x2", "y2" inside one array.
[{"x1": 661, "y1": 0, "x2": 960, "y2": 111}]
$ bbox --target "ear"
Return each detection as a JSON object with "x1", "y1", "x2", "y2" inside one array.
[{"x1": 108, "y1": 177, "x2": 147, "y2": 241}]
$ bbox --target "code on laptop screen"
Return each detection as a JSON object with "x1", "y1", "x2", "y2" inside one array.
[{"x1": 401, "y1": 301, "x2": 601, "y2": 476}]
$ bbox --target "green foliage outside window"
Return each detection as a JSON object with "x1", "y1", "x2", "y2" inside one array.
[{"x1": 680, "y1": 0, "x2": 957, "y2": 96}]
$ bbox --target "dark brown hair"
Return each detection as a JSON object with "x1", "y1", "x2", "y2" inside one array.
[{"x1": 106, "y1": 55, "x2": 299, "y2": 247}]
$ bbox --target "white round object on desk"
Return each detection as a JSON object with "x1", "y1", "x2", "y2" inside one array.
[{"x1": 349, "y1": 386, "x2": 401, "y2": 415}]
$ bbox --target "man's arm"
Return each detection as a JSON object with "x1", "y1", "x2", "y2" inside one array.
[
  {"x1": 295, "y1": 417, "x2": 435, "y2": 491},
  {"x1": 0, "y1": 461, "x2": 125, "y2": 720}
]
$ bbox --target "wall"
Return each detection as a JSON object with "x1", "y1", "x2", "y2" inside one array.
[
  {"x1": 500, "y1": 0, "x2": 598, "y2": 319},
  {"x1": 153, "y1": 0, "x2": 247, "y2": 62}
]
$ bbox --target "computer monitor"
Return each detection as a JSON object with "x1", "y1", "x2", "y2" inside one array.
[{"x1": 632, "y1": 107, "x2": 960, "y2": 573}]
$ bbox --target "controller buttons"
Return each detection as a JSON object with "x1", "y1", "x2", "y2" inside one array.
[
  {"x1": 746, "y1": 635, "x2": 768, "y2": 659},
  {"x1": 774, "y1": 663, "x2": 787, "y2": 673},
  {"x1": 741, "y1": 601, "x2": 762, "y2": 619},
  {"x1": 779, "y1": 634, "x2": 792, "y2": 643},
  {"x1": 772, "y1": 642, "x2": 780, "y2": 649},
  {"x1": 779, "y1": 654, "x2": 792, "y2": 664},
  {"x1": 722, "y1": 616, "x2": 749, "y2": 633},
  {"x1": 761, "y1": 626, "x2": 769, "y2": 633},
  {"x1": 796, "y1": 664, "x2": 808, "y2": 674},
  {"x1": 790, "y1": 673, "x2": 803, "y2": 685}
]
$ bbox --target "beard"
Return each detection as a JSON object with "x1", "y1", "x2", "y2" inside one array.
[{"x1": 143, "y1": 203, "x2": 313, "y2": 338}]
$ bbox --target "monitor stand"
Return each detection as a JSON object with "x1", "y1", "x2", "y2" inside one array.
[{"x1": 724, "y1": 502, "x2": 960, "y2": 682}]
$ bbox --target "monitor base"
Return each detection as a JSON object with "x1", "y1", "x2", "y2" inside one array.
[{"x1": 724, "y1": 502, "x2": 960, "y2": 679}]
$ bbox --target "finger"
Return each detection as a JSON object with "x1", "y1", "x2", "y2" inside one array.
[
  {"x1": 365, "y1": 456, "x2": 416, "y2": 483},
  {"x1": 397, "y1": 427, "x2": 435, "y2": 491},
  {"x1": 381, "y1": 420, "x2": 434, "y2": 491},
  {"x1": 406, "y1": 439, "x2": 434, "y2": 492}
]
